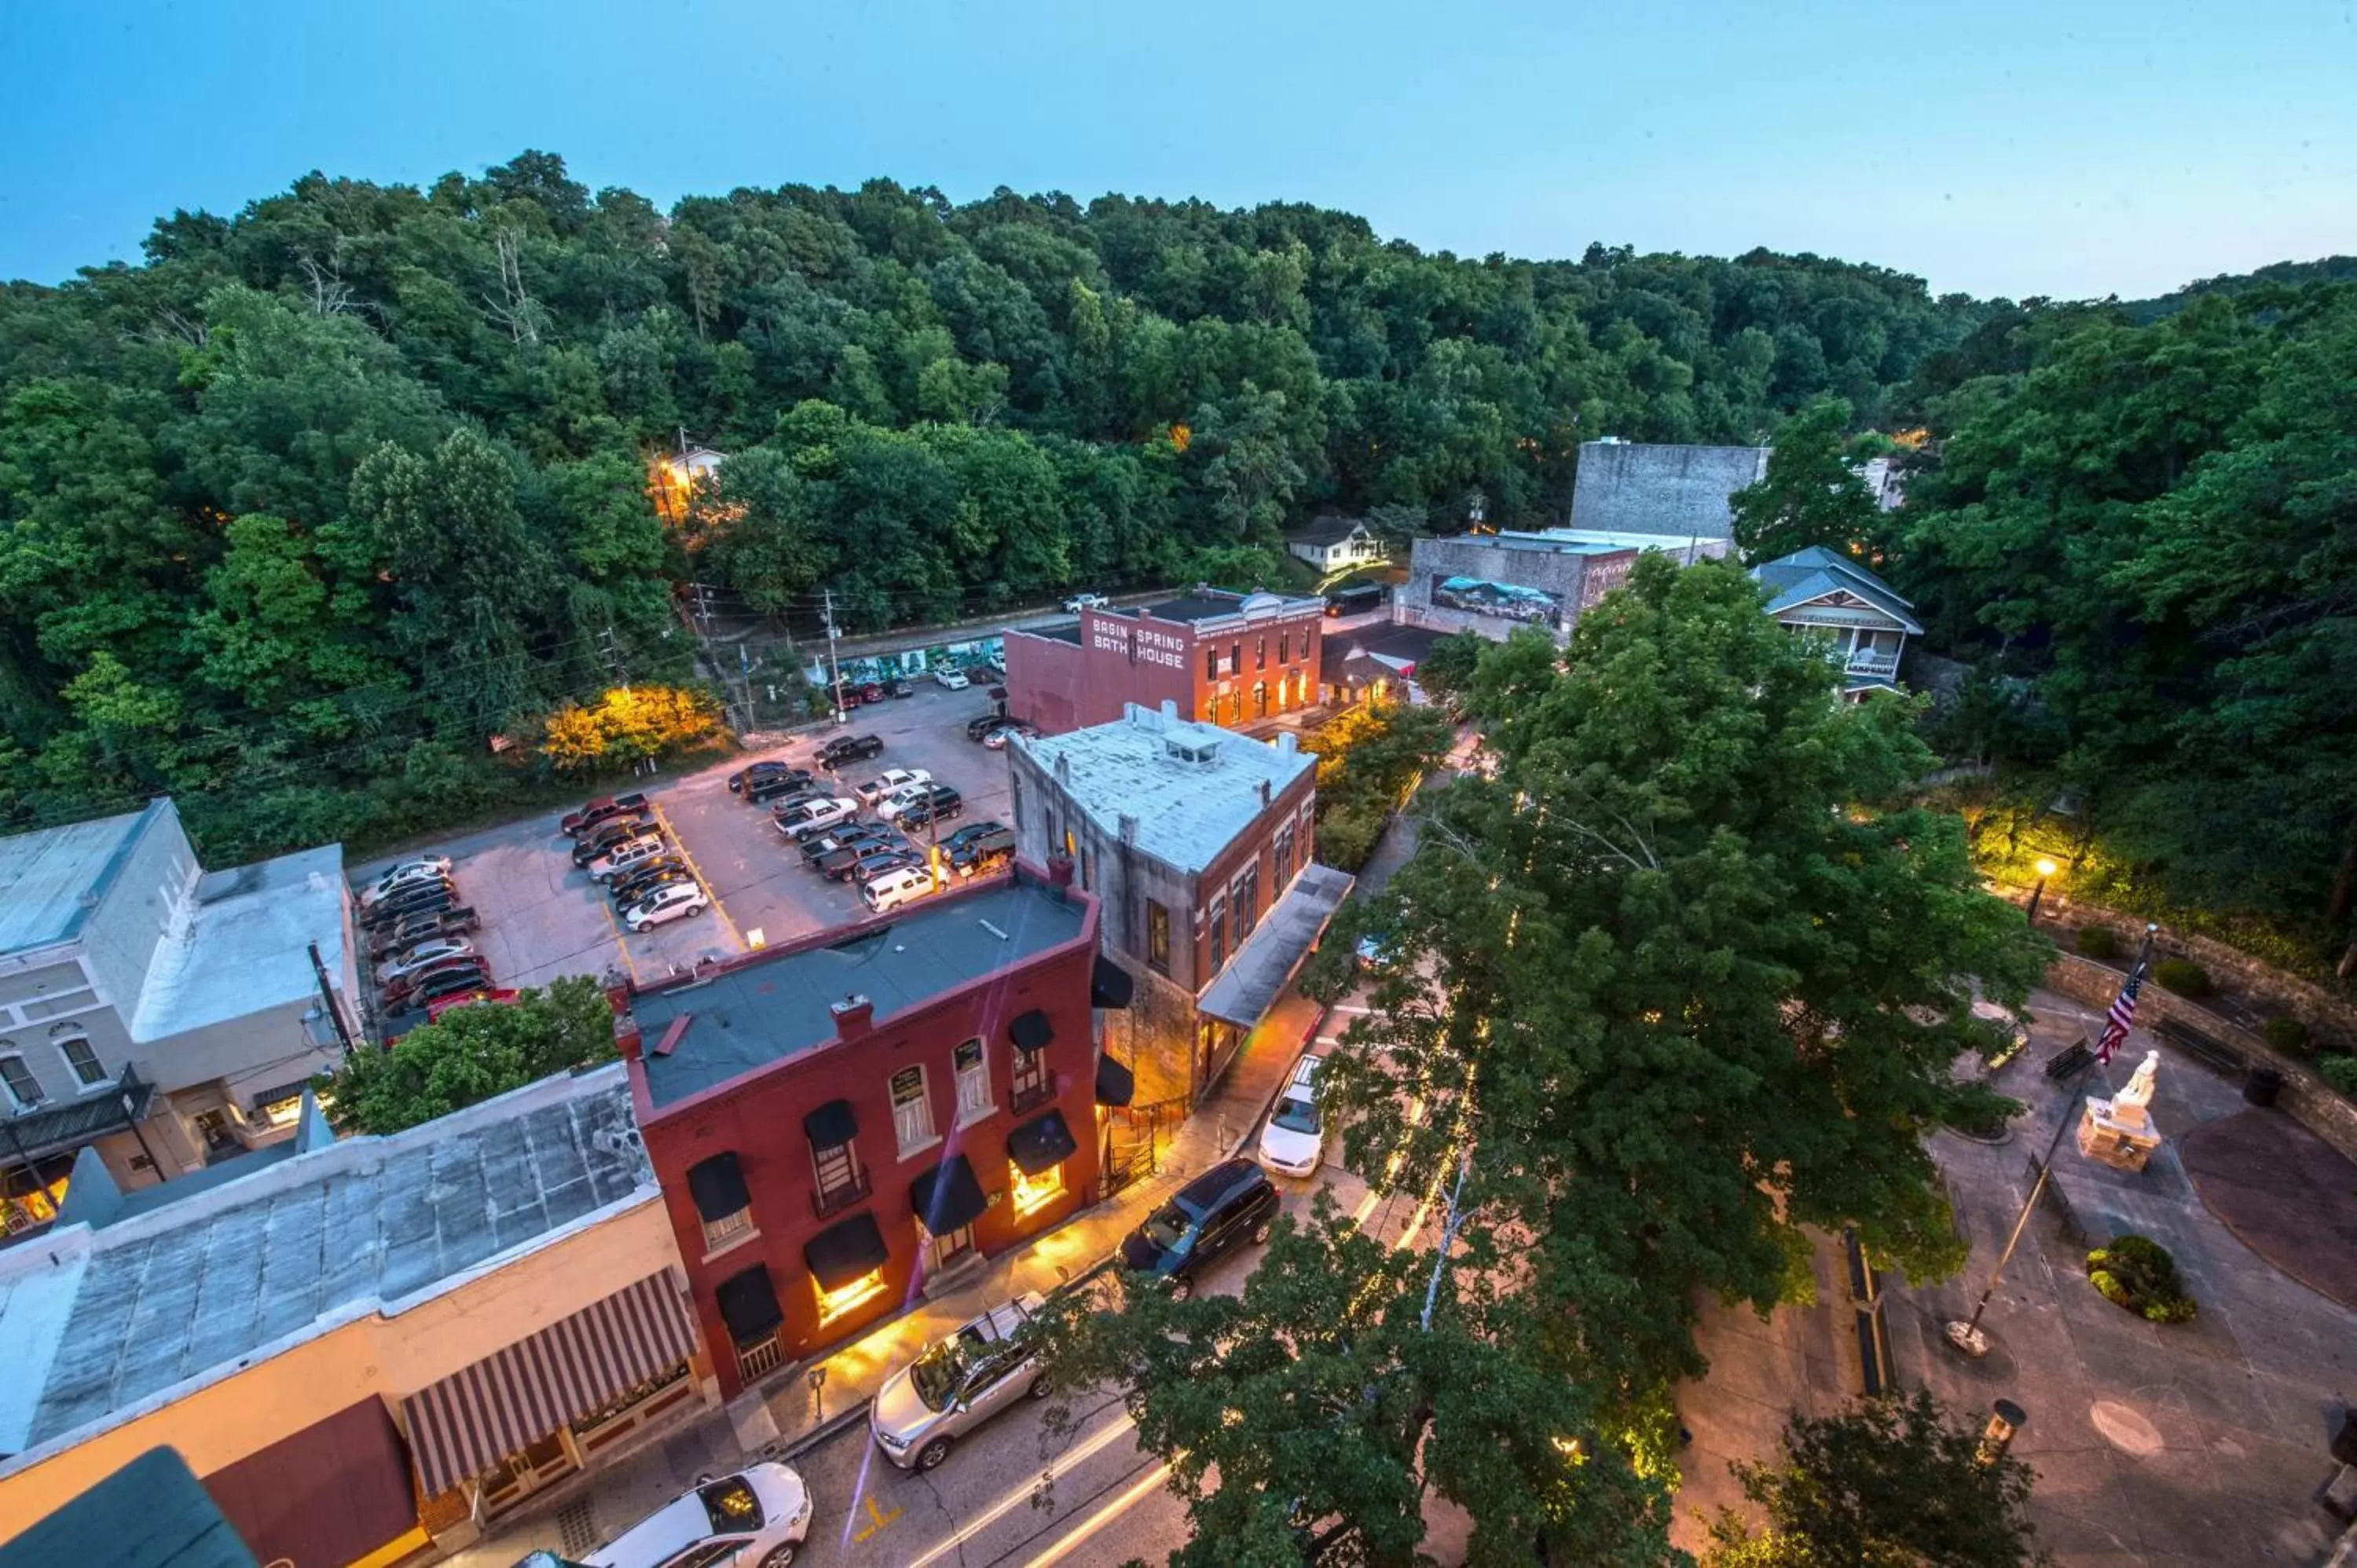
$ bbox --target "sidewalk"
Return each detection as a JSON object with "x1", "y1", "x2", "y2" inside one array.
[{"x1": 445, "y1": 992, "x2": 1324, "y2": 1567}]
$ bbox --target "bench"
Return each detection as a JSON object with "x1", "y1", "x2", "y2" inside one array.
[
  {"x1": 2154, "y1": 1013, "x2": 2243, "y2": 1075},
  {"x1": 2044, "y1": 1040, "x2": 2093, "y2": 1080}
]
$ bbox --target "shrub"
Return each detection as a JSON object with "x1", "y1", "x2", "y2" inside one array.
[
  {"x1": 2075, "y1": 925, "x2": 2121, "y2": 960},
  {"x1": 2262, "y1": 1016, "x2": 2311, "y2": 1054},
  {"x1": 2321, "y1": 1056, "x2": 2357, "y2": 1097},
  {"x1": 2154, "y1": 958, "x2": 2212, "y2": 997},
  {"x1": 2085, "y1": 1233, "x2": 2197, "y2": 1324}
]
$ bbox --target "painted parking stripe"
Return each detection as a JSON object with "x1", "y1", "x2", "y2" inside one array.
[{"x1": 648, "y1": 802, "x2": 746, "y2": 952}]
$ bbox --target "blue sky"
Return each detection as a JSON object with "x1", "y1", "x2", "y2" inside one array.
[{"x1": 2, "y1": 0, "x2": 2351, "y2": 299}]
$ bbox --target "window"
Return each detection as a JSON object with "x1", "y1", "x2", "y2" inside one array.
[
  {"x1": 702, "y1": 1207, "x2": 754, "y2": 1252},
  {"x1": 1146, "y1": 900, "x2": 1171, "y2": 975},
  {"x1": 1011, "y1": 1045, "x2": 1050, "y2": 1114},
  {"x1": 816, "y1": 1268, "x2": 887, "y2": 1324},
  {"x1": 812, "y1": 1138, "x2": 865, "y2": 1215},
  {"x1": 954, "y1": 1038, "x2": 992, "y2": 1127},
  {"x1": 1233, "y1": 861, "x2": 1259, "y2": 942},
  {"x1": 0, "y1": 1053, "x2": 39, "y2": 1112},
  {"x1": 1274, "y1": 822, "x2": 1296, "y2": 885},
  {"x1": 1278, "y1": 632, "x2": 1290, "y2": 665},
  {"x1": 1010, "y1": 1159, "x2": 1065, "y2": 1214},
  {"x1": 55, "y1": 1032, "x2": 104, "y2": 1090},
  {"x1": 1205, "y1": 646, "x2": 1219, "y2": 680},
  {"x1": 891, "y1": 1065, "x2": 936, "y2": 1155},
  {"x1": 1252, "y1": 680, "x2": 1269, "y2": 717},
  {"x1": 1255, "y1": 636, "x2": 1266, "y2": 671},
  {"x1": 1208, "y1": 896, "x2": 1227, "y2": 973},
  {"x1": 1230, "y1": 640, "x2": 1241, "y2": 676}
]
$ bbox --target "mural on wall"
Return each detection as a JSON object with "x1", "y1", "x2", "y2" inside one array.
[{"x1": 1431, "y1": 575, "x2": 1565, "y2": 629}]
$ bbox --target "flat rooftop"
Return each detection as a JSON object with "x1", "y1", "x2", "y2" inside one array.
[
  {"x1": 0, "y1": 807, "x2": 152, "y2": 957},
  {"x1": 0, "y1": 1068, "x2": 649, "y2": 1456},
  {"x1": 632, "y1": 877, "x2": 1089, "y2": 1111},
  {"x1": 1017, "y1": 704, "x2": 1314, "y2": 874},
  {"x1": 130, "y1": 843, "x2": 348, "y2": 1042},
  {"x1": 1116, "y1": 588, "x2": 1321, "y2": 626},
  {"x1": 1026, "y1": 619, "x2": 1084, "y2": 646}
]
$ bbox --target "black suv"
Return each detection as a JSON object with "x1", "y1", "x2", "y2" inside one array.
[
  {"x1": 743, "y1": 770, "x2": 817, "y2": 804},
  {"x1": 896, "y1": 788, "x2": 964, "y2": 831},
  {"x1": 817, "y1": 734, "x2": 885, "y2": 770},
  {"x1": 728, "y1": 760, "x2": 805, "y2": 795},
  {"x1": 1118, "y1": 1158, "x2": 1280, "y2": 1300}
]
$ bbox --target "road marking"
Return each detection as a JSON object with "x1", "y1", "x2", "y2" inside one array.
[
  {"x1": 596, "y1": 896, "x2": 641, "y2": 987},
  {"x1": 1021, "y1": 1461, "x2": 1175, "y2": 1568},
  {"x1": 651, "y1": 801, "x2": 746, "y2": 951},
  {"x1": 901, "y1": 1413, "x2": 1141, "y2": 1568},
  {"x1": 1331, "y1": 1003, "x2": 1373, "y2": 1016},
  {"x1": 851, "y1": 1493, "x2": 902, "y2": 1543}
]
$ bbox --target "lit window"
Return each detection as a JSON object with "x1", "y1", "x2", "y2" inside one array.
[
  {"x1": 1146, "y1": 900, "x2": 1171, "y2": 975},
  {"x1": 257, "y1": 1095, "x2": 305, "y2": 1130},
  {"x1": 1010, "y1": 1160, "x2": 1065, "y2": 1214},
  {"x1": 816, "y1": 1269, "x2": 887, "y2": 1323}
]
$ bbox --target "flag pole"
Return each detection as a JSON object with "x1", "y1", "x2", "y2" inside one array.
[{"x1": 1943, "y1": 922, "x2": 2157, "y2": 1359}]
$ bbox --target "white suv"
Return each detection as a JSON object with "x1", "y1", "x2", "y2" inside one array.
[
  {"x1": 625, "y1": 881, "x2": 709, "y2": 932},
  {"x1": 563, "y1": 1464, "x2": 812, "y2": 1568},
  {"x1": 933, "y1": 666, "x2": 971, "y2": 690},
  {"x1": 1258, "y1": 1053, "x2": 1325, "y2": 1178},
  {"x1": 357, "y1": 856, "x2": 453, "y2": 908}
]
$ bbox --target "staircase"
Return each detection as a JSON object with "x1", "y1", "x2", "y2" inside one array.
[{"x1": 1102, "y1": 1097, "x2": 1186, "y2": 1199}]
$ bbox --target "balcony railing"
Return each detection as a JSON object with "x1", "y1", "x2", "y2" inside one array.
[
  {"x1": 1843, "y1": 650, "x2": 1901, "y2": 679},
  {"x1": 1010, "y1": 1079, "x2": 1058, "y2": 1116},
  {"x1": 735, "y1": 1333, "x2": 783, "y2": 1382},
  {"x1": 0, "y1": 1066, "x2": 152, "y2": 1167},
  {"x1": 811, "y1": 1168, "x2": 872, "y2": 1221}
]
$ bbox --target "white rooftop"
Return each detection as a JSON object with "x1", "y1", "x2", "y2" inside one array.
[
  {"x1": 1017, "y1": 703, "x2": 1314, "y2": 874},
  {"x1": 1502, "y1": 527, "x2": 1722, "y2": 551},
  {"x1": 128, "y1": 843, "x2": 349, "y2": 1042},
  {"x1": 0, "y1": 1065, "x2": 652, "y2": 1461},
  {"x1": 0, "y1": 807, "x2": 152, "y2": 958}
]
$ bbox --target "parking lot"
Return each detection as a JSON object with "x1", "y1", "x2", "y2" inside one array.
[{"x1": 348, "y1": 680, "x2": 1020, "y2": 1028}]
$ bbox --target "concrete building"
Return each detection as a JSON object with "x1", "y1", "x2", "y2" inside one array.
[
  {"x1": 1008, "y1": 705, "x2": 1350, "y2": 1112},
  {"x1": 0, "y1": 1067, "x2": 705, "y2": 1562},
  {"x1": 1567, "y1": 438, "x2": 1769, "y2": 540},
  {"x1": 0, "y1": 800, "x2": 361, "y2": 1233},
  {"x1": 619, "y1": 866, "x2": 1112, "y2": 1398},
  {"x1": 1750, "y1": 546, "x2": 1922, "y2": 698},
  {"x1": 1003, "y1": 587, "x2": 1326, "y2": 738},
  {"x1": 1396, "y1": 533, "x2": 1640, "y2": 645},
  {"x1": 1284, "y1": 517, "x2": 1385, "y2": 573}
]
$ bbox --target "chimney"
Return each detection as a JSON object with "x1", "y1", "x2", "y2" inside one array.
[
  {"x1": 1259, "y1": 779, "x2": 1272, "y2": 808},
  {"x1": 1160, "y1": 698, "x2": 1178, "y2": 724},
  {"x1": 616, "y1": 1017, "x2": 644, "y2": 1064},
  {"x1": 1054, "y1": 753, "x2": 1072, "y2": 786},
  {"x1": 1277, "y1": 732, "x2": 1299, "y2": 756},
  {"x1": 1118, "y1": 814, "x2": 1138, "y2": 846},
  {"x1": 1047, "y1": 855, "x2": 1076, "y2": 892},
  {"x1": 830, "y1": 993, "x2": 874, "y2": 1038}
]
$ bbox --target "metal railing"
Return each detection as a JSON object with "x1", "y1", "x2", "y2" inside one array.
[{"x1": 735, "y1": 1334, "x2": 783, "y2": 1381}]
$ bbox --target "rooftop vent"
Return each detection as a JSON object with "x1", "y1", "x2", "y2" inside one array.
[{"x1": 1163, "y1": 738, "x2": 1222, "y2": 768}]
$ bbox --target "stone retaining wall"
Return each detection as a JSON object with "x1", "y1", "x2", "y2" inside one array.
[{"x1": 2045, "y1": 951, "x2": 2357, "y2": 1163}]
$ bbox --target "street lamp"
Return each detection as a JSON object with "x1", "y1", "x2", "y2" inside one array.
[
  {"x1": 1977, "y1": 1400, "x2": 2026, "y2": 1467},
  {"x1": 2025, "y1": 858, "x2": 2058, "y2": 924}
]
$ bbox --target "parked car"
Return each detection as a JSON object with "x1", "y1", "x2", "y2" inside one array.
[
  {"x1": 586, "y1": 833, "x2": 668, "y2": 881},
  {"x1": 427, "y1": 987, "x2": 518, "y2": 1023},
  {"x1": 383, "y1": 958, "x2": 492, "y2": 1010},
  {"x1": 801, "y1": 826, "x2": 899, "y2": 866},
  {"x1": 572, "y1": 814, "x2": 657, "y2": 866},
  {"x1": 775, "y1": 798, "x2": 860, "y2": 840},
  {"x1": 728, "y1": 760, "x2": 797, "y2": 795},
  {"x1": 624, "y1": 881, "x2": 711, "y2": 932},
  {"x1": 1258, "y1": 1055, "x2": 1326, "y2": 1178},
  {"x1": 744, "y1": 770, "x2": 817, "y2": 804},
  {"x1": 861, "y1": 864, "x2": 935, "y2": 914},
  {"x1": 379, "y1": 949, "x2": 487, "y2": 1000},
  {"x1": 376, "y1": 938, "x2": 478, "y2": 984},
  {"x1": 367, "y1": 908, "x2": 478, "y2": 962},
  {"x1": 949, "y1": 828, "x2": 1017, "y2": 879},
  {"x1": 881, "y1": 783, "x2": 961, "y2": 824},
  {"x1": 566, "y1": 1464, "x2": 812, "y2": 1568},
  {"x1": 609, "y1": 859, "x2": 693, "y2": 906},
  {"x1": 360, "y1": 879, "x2": 457, "y2": 929},
  {"x1": 816, "y1": 734, "x2": 885, "y2": 770},
  {"x1": 871, "y1": 1293, "x2": 1050, "y2": 1471},
  {"x1": 966, "y1": 713, "x2": 1013, "y2": 742},
  {"x1": 560, "y1": 793, "x2": 650, "y2": 837},
  {"x1": 858, "y1": 680, "x2": 887, "y2": 704},
  {"x1": 896, "y1": 793, "x2": 966, "y2": 832},
  {"x1": 855, "y1": 768, "x2": 933, "y2": 806},
  {"x1": 357, "y1": 856, "x2": 454, "y2": 909},
  {"x1": 941, "y1": 821, "x2": 1007, "y2": 854},
  {"x1": 889, "y1": 678, "x2": 917, "y2": 698},
  {"x1": 981, "y1": 722, "x2": 1037, "y2": 752},
  {"x1": 1118, "y1": 1158, "x2": 1281, "y2": 1299},
  {"x1": 1063, "y1": 593, "x2": 1109, "y2": 613},
  {"x1": 933, "y1": 666, "x2": 970, "y2": 691},
  {"x1": 851, "y1": 848, "x2": 926, "y2": 885},
  {"x1": 762, "y1": 789, "x2": 830, "y2": 819},
  {"x1": 972, "y1": 660, "x2": 1006, "y2": 683}
]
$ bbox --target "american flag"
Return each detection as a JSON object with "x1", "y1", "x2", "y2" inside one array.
[{"x1": 2095, "y1": 958, "x2": 2149, "y2": 1064}]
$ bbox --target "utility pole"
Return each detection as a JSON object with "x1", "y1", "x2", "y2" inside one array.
[
  {"x1": 307, "y1": 941, "x2": 357, "y2": 1054},
  {"x1": 597, "y1": 617, "x2": 629, "y2": 694},
  {"x1": 822, "y1": 588, "x2": 847, "y2": 726}
]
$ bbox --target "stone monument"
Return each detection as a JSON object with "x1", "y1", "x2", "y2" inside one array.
[{"x1": 2077, "y1": 1050, "x2": 2165, "y2": 1171}]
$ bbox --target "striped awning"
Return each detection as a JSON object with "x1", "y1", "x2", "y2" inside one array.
[{"x1": 401, "y1": 1272, "x2": 696, "y2": 1497}]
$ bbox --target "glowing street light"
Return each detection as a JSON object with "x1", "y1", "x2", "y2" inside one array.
[{"x1": 2025, "y1": 858, "x2": 2058, "y2": 925}]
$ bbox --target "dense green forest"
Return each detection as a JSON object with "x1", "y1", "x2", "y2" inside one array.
[{"x1": 0, "y1": 149, "x2": 1992, "y2": 858}]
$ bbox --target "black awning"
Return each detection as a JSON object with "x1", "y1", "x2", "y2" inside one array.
[
  {"x1": 715, "y1": 1266, "x2": 784, "y2": 1343},
  {"x1": 1091, "y1": 955, "x2": 1135, "y2": 1009},
  {"x1": 1010, "y1": 1009, "x2": 1054, "y2": 1053},
  {"x1": 803, "y1": 1212, "x2": 892, "y2": 1292},
  {"x1": 1095, "y1": 1053, "x2": 1135, "y2": 1108},
  {"x1": 910, "y1": 1155, "x2": 988, "y2": 1236},
  {"x1": 686, "y1": 1152, "x2": 749, "y2": 1222},
  {"x1": 803, "y1": 1099, "x2": 858, "y2": 1148},
  {"x1": 1007, "y1": 1110, "x2": 1080, "y2": 1175}
]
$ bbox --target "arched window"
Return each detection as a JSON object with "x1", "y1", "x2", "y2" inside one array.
[{"x1": 49, "y1": 1024, "x2": 107, "y2": 1090}]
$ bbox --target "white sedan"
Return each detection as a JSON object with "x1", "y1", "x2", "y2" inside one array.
[
  {"x1": 624, "y1": 881, "x2": 709, "y2": 932},
  {"x1": 377, "y1": 937, "x2": 476, "y2": 982},
  {"x1": 933, "y1": 667, "x2": 971, "y2": 691},
  {"x1": 578, "y1": 1463, "x2": 811, "y2": 1568},
  {"x1": 1258, "y1": 1053, "x2": 1326, "y2": 1178},
  {"x1": 357, "y1": 856, "x2": 453, "y2": 908}
]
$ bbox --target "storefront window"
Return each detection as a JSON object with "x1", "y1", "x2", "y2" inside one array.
[
  {"x1": 816, "y1": 1269, "x2": 888, "y2": 1324},
  {"x1": 1010, "y1": 1160, "x2": 1065, "y2": 1214}
]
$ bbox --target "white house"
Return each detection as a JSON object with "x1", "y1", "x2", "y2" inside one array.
[
  {"x1": 1749, "y1": 546, "x2": 1921, "y2": 698},
  {"x1": 1285, "y1": 517, "x2": 1385, "y2": 572}
]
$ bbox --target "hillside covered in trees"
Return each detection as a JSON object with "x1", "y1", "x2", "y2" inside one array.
[{"x1": 0, "y1": 150, "x2": 1996, "y2": 858}]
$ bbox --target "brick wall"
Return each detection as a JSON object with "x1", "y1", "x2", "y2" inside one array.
[{"x1": 2033, "y1": 898, "x2": 2357, "y2": 1051}]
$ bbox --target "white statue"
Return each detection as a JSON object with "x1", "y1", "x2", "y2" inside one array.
[{"x1": 2112, "y1": 1050, "x2": 2161, "y2": 1123}]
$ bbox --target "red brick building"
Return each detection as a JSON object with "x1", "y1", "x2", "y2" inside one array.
[
  {"x1": 618, "y1": 865, "x2": 1124, "y2": 1396},
  {"x1": 1004, "y1": 588, "x2": 1328, "y2": 737}
]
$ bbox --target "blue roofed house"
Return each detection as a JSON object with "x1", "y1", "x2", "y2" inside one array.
[{"x1": 1748, "y1": 546, "x2": 1923, "y2": 698}]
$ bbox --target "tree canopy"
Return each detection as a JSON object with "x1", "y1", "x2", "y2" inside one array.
[{"x1": 323, "y1": 976, "x2": 620, "y2": 1135}]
